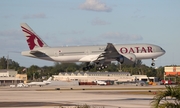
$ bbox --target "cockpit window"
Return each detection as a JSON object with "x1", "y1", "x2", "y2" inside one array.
[{"x1": 160, "y1": 47, "x2": 165, "y2": 52}]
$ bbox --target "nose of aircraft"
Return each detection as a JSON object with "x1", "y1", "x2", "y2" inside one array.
[
  {"x1": 161, "y1": 47, "x2": 166, "y2": 54},
  {"x1": 159, "y1": 47, "x2": 166, "y2": 56}
]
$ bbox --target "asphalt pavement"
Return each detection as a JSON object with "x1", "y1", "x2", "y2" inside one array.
[{"x1": 0, "y1": 85, "x2": 165, "y2": 108}]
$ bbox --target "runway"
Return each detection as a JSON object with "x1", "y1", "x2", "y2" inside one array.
[{"x1": 0, "y1": 85, "x2": 164, "y2": 108}]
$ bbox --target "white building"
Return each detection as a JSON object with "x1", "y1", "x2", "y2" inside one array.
[
  {"x1": 53, "y1": 72, "x2": 156, "y2": 84},
  {"x1": 0, "y1": 69, "x2": 22, "y2": 86},
  {"x1": 0, "y1": 70, "x2": 9, "y2": 77},
  {"x1": 0, "y1": 69, "x2": 17, "y2": 77}
]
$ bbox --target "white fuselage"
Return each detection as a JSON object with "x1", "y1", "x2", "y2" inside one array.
[
  {"x1": 27, "y1": 81, "x2": 51, "y2": 86},
  {"x1": 22, "y1": 43, "x2": 165, "y2": 63}
]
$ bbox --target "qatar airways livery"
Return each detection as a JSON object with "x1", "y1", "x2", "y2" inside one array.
[{"x1": 20, "y1": 23, "x2": 165, "y2": 70}]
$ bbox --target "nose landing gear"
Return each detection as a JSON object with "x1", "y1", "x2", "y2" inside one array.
[{"x1": 151, "y1": 58, "x2": 155, "y2": 66}]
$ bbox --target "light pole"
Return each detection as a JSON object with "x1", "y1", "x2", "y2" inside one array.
[
  {"x1": 6, "y1": 51, "x2": 20, "y2": 72},
  {"x1": 7, "y1": 54, "x2": 9, "y2": 72},
  {"x1": 33, "y1": 72, "x2": 35, "y2": 80}
]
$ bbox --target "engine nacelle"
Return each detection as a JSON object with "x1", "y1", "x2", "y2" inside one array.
[
  {"x1": 117, "y1": 55, "x2": 124, "y2": 64},
  {"x1": 117, "y1": 54, "x2": 136, "y2": 65}
]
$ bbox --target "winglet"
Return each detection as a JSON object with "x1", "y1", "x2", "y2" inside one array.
[{"x1": 20, "y1": 23, "x2": 48, "y2": 50}]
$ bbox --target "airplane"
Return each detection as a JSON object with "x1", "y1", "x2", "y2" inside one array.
[
  {"x1": 27, "y1": 77, "x2": 52, "y2": 87},
  {"x1": 95, "y1": 80, "x2": 107, "y2": 85},
  {"x1": 20, "y1": 23, "x2": 166, "y2": 71}
]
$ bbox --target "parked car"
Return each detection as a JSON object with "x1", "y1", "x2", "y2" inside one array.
[
  {"x1": 16, "y1": 83, "x2": 29, "y2": 87},
  {"x1": 10, "y1": 85, "x2": 16, "y2": 88},
  {"x1": 23, "y1": 84, "x2": 29, "y2": 87},
  {"x1": 160, "y1": 80, "x2": 172, "y2": 85},
  {"x1": 17, "y1": 83, "x2": 24, "y2": 87}
]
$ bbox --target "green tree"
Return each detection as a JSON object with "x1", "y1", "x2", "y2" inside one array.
[
  {"x1": 8, "y1": 59, "x2": 20, "y2": 70},
  {"x1": 0, "y1": 56, "x2": 20, "y2": 70},
  {"x1": 0, "y1": 56, "x2": 7, "y2": 69},
  {"x1": 156, "y1": 66, "x2": 164, "y2": 80},
  {"x1": 41, "y1": 66, "x2": 54, "y2": 76},
  {"x1": 27, "y1": 65, "x2": 40, "y2": 80},
  {"x1": 106, "y1": 63, "x2": 119, "y2": 72},
  {"x1": 151, "y1": 85, "x2": 180, "y2": 108}
]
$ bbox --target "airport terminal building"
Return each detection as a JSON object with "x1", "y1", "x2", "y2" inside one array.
[
  {"x1": 0, "y1": 69, "x2": 27, "y2": 86},
  {"x1": 53, "y1": 72, "x2": 157, "y2": 85},
  {"x1": 164, "y1": 67, "x2": 180, "y2": 76},
  {"x1": 0, "y1": 69, "x2": 157, "y2": 86}
]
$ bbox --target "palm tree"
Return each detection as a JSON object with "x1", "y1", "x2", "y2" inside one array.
[{"x1": 151, "y1": 85, "x2": 180, "y2": 108}]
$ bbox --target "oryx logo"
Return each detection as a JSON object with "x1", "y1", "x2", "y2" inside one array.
[{"x1": 21, "y1": 26, "x2": 44, "y2": 50}]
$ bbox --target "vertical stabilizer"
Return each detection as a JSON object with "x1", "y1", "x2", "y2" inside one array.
[
  {"x1": 20, "y1": 23, "x2": 48, "y2": 50},
  {"x1": 47, "y1": 77, "x2": 52, "y2": 82}
]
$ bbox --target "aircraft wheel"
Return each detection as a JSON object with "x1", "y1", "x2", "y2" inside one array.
[
  {"x1": 151, "y1": 63, "x2": 155, "y2": 66},
  {"x1": 97, "y1": 67, "x2": 101, "y2": 71},
  {"x1": 101, "y1": 66, "x2": 104, "y2": 69},
  {"x1": 89, "y1": 65, "x2": 94, "y2": 69},
  {"x1": 83, "y1": 67, "x2": 87, "y2": 71}
]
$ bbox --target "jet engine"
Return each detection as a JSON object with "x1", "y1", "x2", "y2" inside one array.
[
  {"x1": 117, "y1": 53, "x2": 136, "y2": 65},
  {"x1": 117, "y1": 55, "x2": 124, "y2": 64}
]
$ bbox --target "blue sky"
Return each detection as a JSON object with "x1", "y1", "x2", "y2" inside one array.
[{"x1": 0, "y1": 0, "x2": 180, "y2": 68}]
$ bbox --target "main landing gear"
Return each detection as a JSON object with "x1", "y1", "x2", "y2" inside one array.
[
  {"x1": 82, "y1": 62, "x2": 95, "y2": 71},
  {"x1": 82, "y1": 62, "x2": 108, "y2": 71},
  {"x1": 96, "y1": 65, "x2": 108, "y2": 71},
  {"x1": 83, "y1": 65, "x2": 94, "y2": 71}
]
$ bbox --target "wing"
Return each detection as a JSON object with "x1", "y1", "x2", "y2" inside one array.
[
  {"x1": 99, "y1": 43, "x2": 137, "y2": 63},
  {"x1": 79, "y1": 43, "x2": 136, "y2": 64},
  {"x1": 102, "y1": 43, "x2": 120, "y2": 59},
  {"x1": 79, "y1": 43, "x2": 120, "y2": 62},
  {"x1": 93, "y1": 43, "x2": 121, "y2": 62}
]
